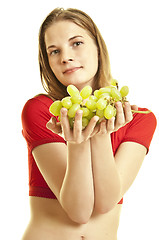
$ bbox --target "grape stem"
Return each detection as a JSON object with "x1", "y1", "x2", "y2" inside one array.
[{"x1": 131, "y1": 110, "x2": 151, "y2": 114}]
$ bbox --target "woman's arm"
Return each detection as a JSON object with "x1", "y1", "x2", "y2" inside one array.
[
  {"x1": 91, "y1": 131, "x2": 121, "y2": 213},
  {"x1": 60, "y1": 140, "x2": 94, "y2": 224},
  {"x1": 58, "y1": 108, "x2": 99, "y2": 223},
  {"x1": 32, "y1": 140, "x2": 94, "y2": 224},
  {"x1": 33, "y1": 108, "x2": 99, "y2": 224},
  {"x1": 90, "y1": 102, "x2": 146, "y2": 213}
]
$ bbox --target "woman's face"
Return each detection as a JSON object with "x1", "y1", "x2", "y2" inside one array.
[{"x1": 45, "y1": 21, "x2": 99, "y2": 90}]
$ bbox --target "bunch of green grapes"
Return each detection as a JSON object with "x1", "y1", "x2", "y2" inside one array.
[{"x1": 49, "y1": 79, "x2": 150, "y2": 129}]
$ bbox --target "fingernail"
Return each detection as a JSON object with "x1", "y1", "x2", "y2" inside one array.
[
  {"x1": 119, "y1": 101, "x2": 122, "y2": 105},
  {"x1": 46, "y1": 122, "x2": 51, "y2": 129},
  {"x1": 77, "y1": 109, "x2": 83, "y2": 115},
  {"x1": 125, "y1": 102, "x2": 129, "y2": 106},
  {"x1": 61, "y1": 108, "x2": 67, "y2": 115},
  {"x1": 94, "y1": 116, "x2": 100, "y2": 121}
]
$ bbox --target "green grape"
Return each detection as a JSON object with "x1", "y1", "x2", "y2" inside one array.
[
  {"x1": 85, "y1": 99, "x2": 96, "y2": 111},
  {"x1": 71, "y1": 94, "x2": 83, "y2": 104},
  {"x1": 113, "y1": 107, "x2": 117, "y2": 117},
  {"x1": 87, "y1": 111, "x2": 96, "y2": 120},
  {"x1": 68, "y1": 103, "x2": 80, "y2": 118},
  {"x1": 104, "y1": 105, "x2": 116, "y2": 119},
  {"x1": 94, "y1": 89, "x2": 100, "y2": 98},
  {"x1": 99, "y1": 92, "x2": 111, "y2": 100},
  {"x1": 98, "y1": 87, "x2": 111, "y2": 96},
  {"x1": 111, "y1": 79, "x2": 118, "y2": 87},
  {"x1": 96, "y1": 98, "x2": 107, "y2": 110},
  {"x1": 99, "y1": 86, "x2": 112, "y2": 96},
  {"x1": 69, "y1": 117, "x2": 74, "y2": 129},
  {"x1": 89, "y1": 95, "x2": 98, "y2": 102},
  {"x1": 82, "y1": 117, "x2": 89, "y2": 128},
  {"x1": 49, "y1": 100, "x2": 62, "y2": 116},
  {"x1": 61, "y1": 96, "x2": 72, "y2": 109},
  {"x1": 67, "y1": 85, "x2": 79, "y2": 96},
  {"x1": 120, "y1": 86, "x2": 129, "y2": 97},
  {"x1": 96, "y1": 109, "x2": 104, "y2": 118},
  {"x1": 111, "y1": 87, "x2": 122, "y2": 101},
  {"x1": 80, "y1": 86, "x2": 92, "y2": 99},
  {"x1": 80, "y1": 107, "x2": 90, "y2": 117}
]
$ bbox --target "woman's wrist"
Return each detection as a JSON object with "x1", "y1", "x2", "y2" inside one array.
[
  {"x1": 67, "y1": 138, "x2": 90, "y2": 152},
  {"x1": 90, "y1": 132, "x2": 114, "y2": 165},
  {"x1": 91, "y1": 131, "x2": 111, "y2": 142}
]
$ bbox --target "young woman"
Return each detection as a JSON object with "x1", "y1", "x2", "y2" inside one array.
[{"x1": 21, "y1": 8, "x2": 157, "y2": 240}]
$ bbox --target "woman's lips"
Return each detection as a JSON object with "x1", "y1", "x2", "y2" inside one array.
[{"x1": 63, "y1": 67, "x2": 82, "y2": 74}]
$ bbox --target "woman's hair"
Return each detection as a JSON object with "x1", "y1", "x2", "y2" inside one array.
[{"x1": 39, "y1": 7, "x2": 112, "y2": 100}]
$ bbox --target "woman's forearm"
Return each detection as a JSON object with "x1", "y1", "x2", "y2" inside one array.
[
  {"x1": 60, "y1": 139, "x2": 94, "y2": 223},
  {"x1": 90, "y1": 133, "x2": 121, "y2": 213}
]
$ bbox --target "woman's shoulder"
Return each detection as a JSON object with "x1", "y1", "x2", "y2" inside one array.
[
  {"x1": 22, "y1": 94, "x2": 53, "y2": 118},
  {"x1": 21, "y1": 94, "x2": 55, "y2": 128},
  {"x1": 131, "y1": 107, "x2": 157, "y2": 129},
  {"x1": 111, "y1": 106, "x2": 157, "y2": 154},
  {"x1": 121, "y1": 106, "x2": 157, "y2": 152},
  {"x1": 21, "y1": 94, "x2": 65, "y2": 151},
  {"x1": 24, "y1": 94, "x2": 53, "y2": 108}
]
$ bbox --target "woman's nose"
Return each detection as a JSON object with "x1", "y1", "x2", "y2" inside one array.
[{"x1": 61, "y1": 49, "x2": 74, "y2": 64}]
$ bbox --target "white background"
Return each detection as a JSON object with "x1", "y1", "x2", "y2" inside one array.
[{"x1": 1, "y1": 0, "x2": 159, "y2": 239}]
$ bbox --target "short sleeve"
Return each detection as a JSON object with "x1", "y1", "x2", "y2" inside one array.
[
  {"x1": 121, "y1": 108, "x2": 157, "y2": 153},
  {"x1": 21, "y1": 96, "x2": 66, "y2": 152}
]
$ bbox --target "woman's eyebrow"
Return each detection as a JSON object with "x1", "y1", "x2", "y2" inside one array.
[
  {"x1": 47, "y1": 44, "x2": 56, "y2": 50},
  {"x1": 69, "y1": 35, "x2": 83, "y2": 41},
  {"x1": 47, "y1": 35, "x2": 83, "y2": 50}
]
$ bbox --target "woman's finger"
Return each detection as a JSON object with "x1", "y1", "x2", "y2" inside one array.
[
  {"x1": 73, "y1": 110, "x2": 83, "y2": 143},
  {"x1": 115, "y1": 102, "x2": 125, "y2": 128},
  {"x1": 98, "y1": 120, "x2": 107, "y2": 134},
  {"x1": 83, "y1": 115, "x2": 99, "y2": 139},
  {"x1": 107, "y1": 117, "x2": 115, "y2": 133},
  {"x1": 60, "y1": 108, "x2": 72, "y2": 140},
  {"x1": 90, "y1": 124, "x2": 100, "y2": 138},
  {"x1": 46, "y1": 117, "x2": 62, "y2": 134},
  {"x1": 131, "y1": 104, "x2": 138, "y2": 111},
  {"x1": 124, "y1": 102, "x2": 133, "y2": 123}
]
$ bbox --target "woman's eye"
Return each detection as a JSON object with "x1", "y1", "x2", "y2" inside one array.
[
  {"x1": 50, "y1": 49, "x2": 59, "y2": 55},
  {"x1": 73, "y1": 41, "x2": 83, "y2": 47}
]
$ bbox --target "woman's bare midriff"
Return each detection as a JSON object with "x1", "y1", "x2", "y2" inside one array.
[{"x1": 22, "y1": 197, "x2": 122, "y2": 240}]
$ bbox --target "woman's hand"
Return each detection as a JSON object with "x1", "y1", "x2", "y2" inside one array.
[
  {"x1": 47, "y1": 108, "x2": 99, "y2": 144},
  {"x1": 96, "y1": 102, "x2": 138, "y2": 135}
]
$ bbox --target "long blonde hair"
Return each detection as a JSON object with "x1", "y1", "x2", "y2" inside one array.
[{"x1": 39, "y1": 8, "x2": 112, "y2": 100}]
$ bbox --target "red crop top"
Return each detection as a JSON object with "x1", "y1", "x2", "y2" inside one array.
[{"x1": 21, "y1": 94, "x2": 157, "y2": 205}]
